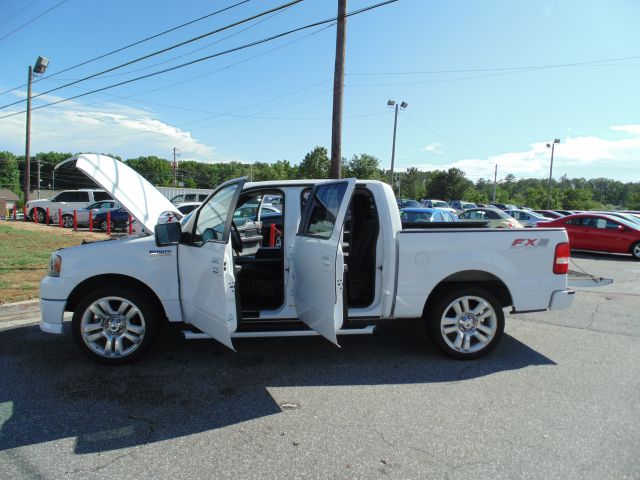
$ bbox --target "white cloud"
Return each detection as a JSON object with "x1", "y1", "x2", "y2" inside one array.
[
  {"x1": 409, "y1": 124, "x2": 640, "y2": 180},
  {"x1": 0, "y1": 93, "x2": 218, "y2": 162},
  {"x1": 420, "y1": 142, "x2": 443, "y2": 154}
]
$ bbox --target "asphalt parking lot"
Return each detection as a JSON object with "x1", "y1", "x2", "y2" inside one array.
[{"x1": 0, "y1": 252, "x2": 638, "y2": 480}]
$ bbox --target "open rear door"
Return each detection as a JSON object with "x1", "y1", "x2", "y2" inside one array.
[{"x1": 293, "y1": 179, "x2": 356, "y2": 345}]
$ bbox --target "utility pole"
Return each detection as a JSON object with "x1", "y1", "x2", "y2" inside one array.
[
  {"x1": 330, "y1": 0, "x2": 347, "y2": 179},
  {"x1": 24, "y1": 65, "x2": 33, "y2": 204},
  {"x1": 172, "y1": 147, "x2": 180, "y2": 187},
  {"x1": 492, "y1": 164, "x2": 497, "y2": 203}
]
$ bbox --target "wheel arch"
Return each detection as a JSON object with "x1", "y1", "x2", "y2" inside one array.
[
  {"x1": 67, "y1": 274, "x2": 167, "y2": 320},
  {"x1": 422, "y1": 270, "x2": 513, "y2": 318}
]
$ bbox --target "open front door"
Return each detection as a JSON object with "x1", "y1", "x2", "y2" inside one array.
[
  {"x1": 293, "y1": 179, "x2": 356, "y2": 345},
  {"x1": 178, "y1": 178, "x2": 246, "y2": 349}
]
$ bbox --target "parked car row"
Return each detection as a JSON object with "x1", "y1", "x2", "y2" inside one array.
[
  {"x1": 25, "y1": 189, "x2": 114, "y2": 223},
  {"x1": 541, "y1": 212, "x2": 640, "y2": 260},
  {"x1": 52, "y1": 200, "x2": 122, "y2": 228}
]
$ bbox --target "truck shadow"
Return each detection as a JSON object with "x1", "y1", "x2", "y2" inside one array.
[{"x1": 0, "y1": 320, "x2": 555, "y2": 455}]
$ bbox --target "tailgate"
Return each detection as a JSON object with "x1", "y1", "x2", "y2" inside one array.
[{"x1": 568, "y1": 269, "x2": 613, "y2": 288}]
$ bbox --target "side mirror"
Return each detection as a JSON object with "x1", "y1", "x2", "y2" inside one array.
[
  {"x1": 155, "y1": 221, "x2": 181, "y2": 247},
  {"x1": 618, "y1": 225, "x2": 626, "y2": 231}
]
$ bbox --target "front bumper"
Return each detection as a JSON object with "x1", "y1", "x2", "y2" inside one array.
[
  {"x1": 39, "y1": 298, "x2": 66, "y2": 334},
  {"x1": 39, "y1": 275, "x2": 77, "y2": 335},
  {"x1": 549, "y1": 289, "x2": 575, "y2": 310}
]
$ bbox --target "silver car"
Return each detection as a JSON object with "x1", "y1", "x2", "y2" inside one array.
[
  {"x1": 505, "y1": 209, "x2": 548, "y2": 228},
  {"x1": 400, "y1": 207, "x2": 461, "y2": 223}
]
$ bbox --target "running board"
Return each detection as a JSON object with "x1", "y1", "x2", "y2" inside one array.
[{"x1": 182, "y1": 325, "x2": 377, "y2": 340}]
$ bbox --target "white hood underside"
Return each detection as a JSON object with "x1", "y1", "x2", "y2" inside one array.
[{"x1": 56, "y1": 154, "x2": 179, "y2": 232}]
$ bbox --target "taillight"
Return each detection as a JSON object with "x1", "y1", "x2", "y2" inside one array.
[{"x1": 554, "y1": 242, "x2": 570, "y2": 274}]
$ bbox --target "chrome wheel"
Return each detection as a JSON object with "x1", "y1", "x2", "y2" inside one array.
[
  {"x1": 62, "y1": 215, "x2": 74, "y2": 228},
  {"x1": 80, "y1": 296, "x2": 146, "y2": 358},
  {"x1": 31, "y1": 209, "x2": 45, "y2": 223},
  {"x1": 440, "y1": 295, "x2": 498, "y2": 354},
  {"x1": 632, "y1": 242, "x2": 640, "y2": 260}
]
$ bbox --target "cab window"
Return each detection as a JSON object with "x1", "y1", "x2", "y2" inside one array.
[
  {"x1": 194, "y1": 183, "x2": 240, "y2": 244},
  {"x1": 300, "y1": 182, "x2": 348, "y2": 238}
]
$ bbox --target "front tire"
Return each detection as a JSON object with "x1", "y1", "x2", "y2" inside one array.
[
  {"x1": 425, "y1": 287, "x2": 505, "y2": 360},
  {"x1": 72, "y1": 287, "x2": 160, "y2": 365},
  {"x1": 62, "y1": 214, "x2": 74, "y2": 228},
  {"x1": 631, "y1": 242, "x2": 640, "y2": 260},
  {"x1": 30, "y1": 208, "x2": 46, "y2": 223}
]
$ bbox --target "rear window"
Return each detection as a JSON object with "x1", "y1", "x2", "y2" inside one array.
[
  {"x1": 401, "y1": 211, "x2": 432, "y2": 222},
  {"x1": 93, "y1": 191, "x2": 112, "y2": 201},
  {"x1": 55, "y1": 191, "x2": 90, "y2": 202}
]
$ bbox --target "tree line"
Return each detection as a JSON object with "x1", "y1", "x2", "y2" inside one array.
[{"x1": 1, "y1": 149, "x2": 639, "y2": 210}]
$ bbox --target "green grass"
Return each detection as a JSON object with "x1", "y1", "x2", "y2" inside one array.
[{"x1": 0, "y1": 223, "x2": 105, "y2": 304}]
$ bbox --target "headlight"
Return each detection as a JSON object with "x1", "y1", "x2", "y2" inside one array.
[{"x1": 47, "y1": 253, "x2": 62, "y2": 277}]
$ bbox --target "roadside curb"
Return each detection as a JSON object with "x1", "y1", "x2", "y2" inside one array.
[{"x1": 0, "y1": 299, "x2": 39, "y2": 316}]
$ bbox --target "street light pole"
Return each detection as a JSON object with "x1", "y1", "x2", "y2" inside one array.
[
  {"x1": 387, "y1": 100, "x2": 407, "y2": 193},
  {"x1": 492, "y1": 164, "x2": 498, "y2": 203},
  {"x1": 24, "y1": 65, "x2": 33, "y2": 204},
  {"x1": 24, "y1": 56, "x2": 49, "y2": 207},
  {"x1": 546, "y1": 139, "x2": 560, "y2": 208}
]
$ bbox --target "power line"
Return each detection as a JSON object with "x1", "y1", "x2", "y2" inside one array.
[
  {"x1": 346, "y1": 55, "x2": 640, "y2": 76},
  {"x1": 0, "y1": 0, "x2": 40, "y2": 28},
  {"x1": 0, "y1": 0, "x2": 303, "y2": 110},
  {"x1": 0, "y1": 0, "x2": 399, "y2": 120},
  {"x1": 400, "y1": 112, "x2": 488, "y2": 153},
  {"x1": 0, "y1": 0, "x2": 67, "y2": 43},
  {"x1": 97, "y1": 5, "x2": 290, "y2": 80},
  {"x1": 0, "y1": 0, "x2": 254, "y2": 97},
  {"x1": 37, "y1": 23, "x2": 335, "y2": 117}
]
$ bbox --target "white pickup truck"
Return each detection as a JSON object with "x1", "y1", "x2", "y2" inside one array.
[{"x1": 40, "y1": 154, "x2": 575, "y2": 365}]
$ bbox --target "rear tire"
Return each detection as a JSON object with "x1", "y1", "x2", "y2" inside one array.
[
  {"x1": 425, "y1": 287, "x2": 505, "y2": 360},
  {"x1": 631, "y1": 242, "x2": 640, "y2": 260},
  {"x1": 72, "y1": 286, "x2": 161, "y2": 365}
]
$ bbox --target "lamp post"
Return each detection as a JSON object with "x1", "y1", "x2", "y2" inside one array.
[
  {"x1": 387, "y1": 99, "x2": 408, "y2": 193},
  {"x1": 546, "y1": 139, "x2": 560, "y2": 208},
  {"x1": 24, "y1": 56, "x2": 49, "y2": 205}
]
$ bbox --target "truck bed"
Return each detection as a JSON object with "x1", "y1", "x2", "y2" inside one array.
[{"x1": 393, "y1": 227, "x2": 570, "y2": 318}]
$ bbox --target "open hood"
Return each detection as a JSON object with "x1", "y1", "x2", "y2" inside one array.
[{"x1": 56, "y1": 154, "x2": 179, "y2": 232}]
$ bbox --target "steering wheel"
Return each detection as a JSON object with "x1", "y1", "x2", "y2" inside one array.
[{"x1": 230, "y1": 221, "x2": 243, "y2": 254}]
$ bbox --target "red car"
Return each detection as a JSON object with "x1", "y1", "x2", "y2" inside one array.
[{"x1": 540, "y1": 213, "x2": 640, "y2": 260}]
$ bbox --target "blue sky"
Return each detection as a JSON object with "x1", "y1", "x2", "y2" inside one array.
[{"x1": 0, "y1": 0, "x2": 638, "y2": 182}]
